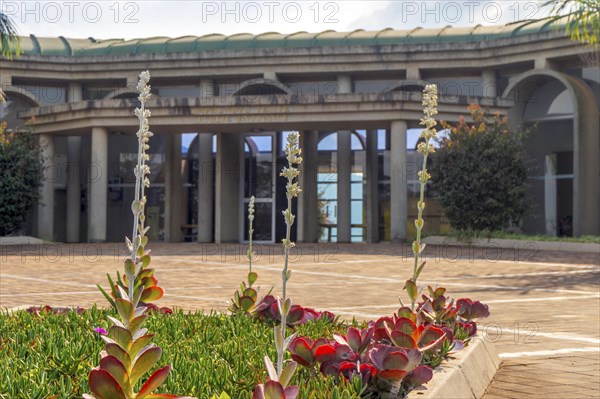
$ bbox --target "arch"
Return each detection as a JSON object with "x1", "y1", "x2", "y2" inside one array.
[
  {"x1": 2, "y1": 86, "x2": 41, "y2": 107},
  {"x1": 504, "y1": 69, "x2": 600, "y2": 236},
  {"x1": 1, "y1": 87, "x2": 41, "y2": 129},
  {"x1": 384, "y1": 80, "x2": 430, "y2": 93},
  {"x1": 233, "y1": 78, "x2": 294, "y2": 96}
]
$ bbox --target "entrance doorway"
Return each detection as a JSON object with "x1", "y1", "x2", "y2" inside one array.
[{"x1": 240, "y1": 133, "x2": 277, "y2": 243}]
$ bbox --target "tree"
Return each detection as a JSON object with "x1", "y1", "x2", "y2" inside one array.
[
  {"x1": 0, "y1": 11, "x2": 20, "y2": 58},
  {"x1": 429, "y1": 105, "x2": 531, "y2": 233},
  {"x1": 0, "y1": 125, "x2": 44, "y2": 236},
  {"x1": 544, "y1": 0, "x2": 600, "y2": 48}
]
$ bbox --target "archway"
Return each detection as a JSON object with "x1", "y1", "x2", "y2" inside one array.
[{"x1": 504, "y1": 70, "x2": 600, "y2": 236}]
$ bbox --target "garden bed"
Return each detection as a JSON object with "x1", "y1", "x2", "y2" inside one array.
[
  {"x1": 406, "y1": 336, "x2": 499, "y2": 399},
  {"x1": 0, "y1": 307, "x2": 363, "y2": 398},
  {"x1": 424, "y1": 235, "x2": 600, "y2": 253}
]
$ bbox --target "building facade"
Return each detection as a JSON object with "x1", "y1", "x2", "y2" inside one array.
[{"x1": 1, "y1": 19, "x2": 599, "y2": 243}]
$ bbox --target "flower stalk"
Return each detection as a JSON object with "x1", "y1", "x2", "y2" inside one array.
[
  {"x1": 405, "y1": 84, "x2": 439, "y2": 310},
  {"x1": 276, "y1": 131, "x2": 302, "y2": 374},
  {"x1": 248, "y1": 196, "x2": 255, "y2": 275}
]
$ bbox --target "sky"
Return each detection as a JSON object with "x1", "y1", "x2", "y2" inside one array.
[{"x1": 2, "y1": 0, "x2": 555, "y2": 40}]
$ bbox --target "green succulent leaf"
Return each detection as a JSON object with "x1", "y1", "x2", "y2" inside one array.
[
  {"x1": 248, "y1": 272, "x2": 258, "y2": 286},
  {"x1": 115, "y1": 299, "x2": 134, "y2": 323},
  {"x1": 279, "y1": 361, "x2": 297, "y2": 388},
  {"x1": 404, "y1": 280, "x2": 418, "y2": 303},
  {"x1": 99, "y1": 355, "x2": 130, "y2": 391},
  {"x1": 130, "y1": 345, "x2": 163, "y2": 385}
]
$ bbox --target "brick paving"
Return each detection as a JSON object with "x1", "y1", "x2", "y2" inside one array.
[{"x1": 1, "y1": 242, "x2": 599, "y2": 398}]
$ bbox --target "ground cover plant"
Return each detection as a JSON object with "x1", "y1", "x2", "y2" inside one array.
[{"x1": 0, "y1": 308, "x2": 362, "y2": 399}]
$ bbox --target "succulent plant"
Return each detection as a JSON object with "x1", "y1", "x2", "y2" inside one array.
[
  {"x1": 253, "y1": 132, "x2": 302, "y2": 399},
  {"x1": 85, "y1": 71, "x2": 194, "y2": 399}
]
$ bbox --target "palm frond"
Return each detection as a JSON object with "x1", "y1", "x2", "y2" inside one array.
[{"x1": 0, "y1": 12, "x2": 21, "y2": 58}]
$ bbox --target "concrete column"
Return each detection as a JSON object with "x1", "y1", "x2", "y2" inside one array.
[
  {"x1": 215, "y1": 133, "x2": 240, "y2": 243},
  {"x1": 366, "y1": 130, "x2": 380, "y2": 243},
  {"x1": 68, "y1": 83, "x2": 82, "y2": 102},
  {"x1": 482, "y1": 69, "x2": 497, "y2": 98},
  {"x1": 264, "y1": 71, "x2": 278, "y2": 81},
  {"x1": 197, "y1": 133, "x2": 214, "y2": 242},
  {"x1": 298, "y1": 130, "x2": 319, "y2": 243},
  {"x1": 88, "y1": 127, "x2": 108, "y2": 242},
  {"x1": 165, "y1": 134, "x2": 182, "y2": 243},
  {"x1": 544, "y1": 155, "x2": 557, "y2": 237},
  {"x1": 337, "y1": 131, "x2": 352, "y2": 243},
  {"x1": 337, "y1": 75, "x2": 352, "y2": 94},
  {"x1": 390, "y1": 121, "x2": 408, "y2": 242},
  {"x1": 407, "y1": 66, "x2": 421, "y2": 80},
  {"x1": 200, "y1": 79, "x2": 215, "y2": 99},
  {"x1": 534, "y1": 57, "x2": 557, "y2": 70},
  {"x1": 66, "y1": 136, "x2": 81, "y2": 242},
  {"x1": 37, "y1": 134, "x2": 55, "y2": 241}
]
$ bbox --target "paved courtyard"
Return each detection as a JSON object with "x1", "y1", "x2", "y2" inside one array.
[{"x1": 1, "y1": 242, "x2": 599, "y2": 398}]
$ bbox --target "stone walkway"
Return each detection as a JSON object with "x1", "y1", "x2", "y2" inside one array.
[{"x1": 1, "y1": 242, "x2": 599, "y2": 398}]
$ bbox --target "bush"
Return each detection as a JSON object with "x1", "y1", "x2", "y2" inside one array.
[
  {"x1": 429, "y1": 105, "x2": 531, "y2": 232},
  {"x1": 0, "y1": 309, "x2": 363, "y2": 399},
  {"x1": 0, "y1": 125, "x2": 44, "y2": 236}
]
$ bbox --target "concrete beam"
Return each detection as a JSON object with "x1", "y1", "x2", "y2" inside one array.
[
  {"x1": 88, "y1": 127, "x2": 108, "y2": 242},
  {"x1": 20, "y1": 92, "x2": 512, "y2": 135},
  {"x1": 66, "y1": 136, "x2": 81, "y2": 242},
  {"x1": 197, "y1": 133, "x2": 214, "y2": 243},
  {"x1": 37, "y1": 134, "x2": 54, "y2": 241},
  {"x1": 390, "y1": 121, "x2": 408, "y2": 242}
]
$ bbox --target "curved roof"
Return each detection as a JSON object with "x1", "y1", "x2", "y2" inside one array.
[{"x1": 18, "y1": 19, "x2": 563, "y2": 57}]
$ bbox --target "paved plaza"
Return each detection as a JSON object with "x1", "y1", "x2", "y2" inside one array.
[{"x1": 1, "y1": 242, "x2": 599, "y2": 398}]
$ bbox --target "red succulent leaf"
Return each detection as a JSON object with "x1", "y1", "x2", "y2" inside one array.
[
  {"x1": 457, "y1": 298, "x2": 490, "y2": 320},
  {"x1": 390, "y1": 331, "x2": 417, "y2": 349},
  {"x1": 136, "y1": 365, "x2": 170, "y2": 398},
  {"x1": 140, "y1": 286, "x2": 164, "y2": 303},
  {"x1": 403, "y1": 365, "x2": 434, "y2": 389},
  {"x1": 289, "y1": 337, "x2": 314, "y2": 367},
  {"x1": 378, "y1": 369, "x2": 408, "y2": 381},
  {"x1": 253, "y1": 384, "x2": 266, "y2": 399},
  {"x1": 382, "y1": 352, "x2": 409, "y2": 371},
  {"x1": 284, "y1": 386, "x2": 299, "y2": 399},
  {"x1": 318, "y1": 310, "x2": 336, "y2": 323},
  {"x1": 89, "y1": 368, "x2": 127, "y2": 399},
  {"x1": 314, "y1": 344, "x2": 337, "y2": 363},
  {"x1": 287, "y1": 305, "x2": 305, "y2": 325},
  {"x1": 263, "y1": 380, "x2": 286, "y2": 399}
]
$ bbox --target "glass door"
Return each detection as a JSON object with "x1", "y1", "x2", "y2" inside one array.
[{"x1": 240, "y1": 133, "x2": 276, "y2": 243}]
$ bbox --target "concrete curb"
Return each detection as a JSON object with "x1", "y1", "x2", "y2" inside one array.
[
  {"x1": 0, "y1": 236, "x2": 47, "y2": 245},
  {"x1": 407, "y1": 335, "x2": 500, "y2": 399},
  {"x1": 424, "y1": 236, "x2": 600, "y2": 254}
]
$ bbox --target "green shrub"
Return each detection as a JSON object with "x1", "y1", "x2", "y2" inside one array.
[
  {"x1": 430, "y1": 105, "x2": 531, "y2": 232},
  {"x1": 0, "y1": 126, "x2": 44, "y2": 236},
  {"x1": 0, "y1": 309, "x2": 363, "y2": 399}
]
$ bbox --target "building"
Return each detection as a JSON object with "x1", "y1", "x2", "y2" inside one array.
[{"x1": 1, "y1": 19, "x2": 598, "y2": 243}]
